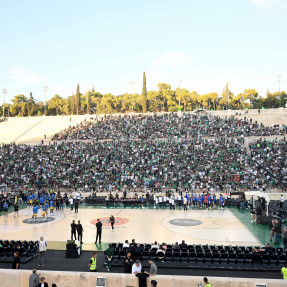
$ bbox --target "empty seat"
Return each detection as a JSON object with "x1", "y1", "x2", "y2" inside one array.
[
  {"x1": 119, "y1": 250, "x2": 126, "y2": 260},
  {"x1": 173, "y1": 252, "x2": 181, "y2": 262},
  {"x1": 141, "y1": 251, "x2": 149, "y2": 261},
  {"x1": 189, "y1": 252, "x2": 196, "y2": 263},
  {"x1": 0, "y1": 247, "x2": 6, "y2": 258},
  {"x1": 220, "y1": 253, "x2": 228, "y2": 267},
  {"x1": 181, "y1": 252, "x2": 189, "y2": 262},
  {"x1": 252, "y1": 254, "x2": 261, "y2": 267},
  {"x1": 204, "y1": 253, "x2": 213, "y2": 265},
  {"x1": 236, "y1": 253, "x2": 245, "y2": 265},
  {"x1": 164, "y1": 251, "x2": 172, "y2": 262},
  {"x1": 213, "y1": 253, "x2": 221, "y2": 263},
  {"x1": 279, "y1": 254, "x2": 287, "y2": 265},
  {"x1": 149, "y1": 251, "x2": 157, "y2": 261},
  {"x1": 261, "y1": 254, "x2": 270, "y2": 266},
  {"x1": 228, "y1": 253, "x2": 236, "y2": 264},
  {"x1": 197, "y1": 252, "x2": 205, "y2": 265}
]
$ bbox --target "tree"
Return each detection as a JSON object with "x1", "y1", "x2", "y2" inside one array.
[
  {"x1": 85, "y1": 91, "x2": 91, "y2": 114},
  {"x1": 219, "y1": 85, "x2": 234, "y2": 110},
  {"x1": 47, "y1": 94, "x2": 66, "y2": 115},
  {"x1": 157, "y1": 83, "x2": 175, "y2": 112},
  {"x1": 175, "y1": 88, "x2": 190, "y2": 111},
  {"x1": 27, "y1": 92, "x2": 37, "y2": 116},
  {"x1": 10, "y1": 95, "x2": 28, "y2": 117},
  {"x1": 75, "y1": 84, "x2": 81, "y2": 114},
  {"x1": 142, "y1": 72, "x2": 147, "y2": 113}
]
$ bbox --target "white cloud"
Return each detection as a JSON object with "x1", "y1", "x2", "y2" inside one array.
[
  {"x1": 251, "y1": 0, "x2": 287, "y2": 13},
  {"x1": 7, "y1": 66, "x2": 44, "y2": 83},
  {"x1": 153, "y1": 52, "x2": 192, "y2": 68},
  {"x1": 51, "y1": 85, "x2": 75, "y2": 97}
]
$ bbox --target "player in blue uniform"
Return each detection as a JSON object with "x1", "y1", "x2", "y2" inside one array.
[
  {"x1": 44, "y1": 201, "x2": 49, "y2": 216},
  {"x1": 198, "y1": 197, "x2": 202, "y2": 209},
  {"x1": 3, "y1": 201, "x2": 9, "y2": 217},
  {"x1": 193, "y1": 194, "x2": 198, "y2": 207},
  {"x1": 50, "y1": 200, "x2": 54, "y2": 215},
  {"x1": 32, "y1": 204, "x2": 39, "y2": 219},
  {"x1": 220, "y1": 194, "x2": 225, "y2": 210}
]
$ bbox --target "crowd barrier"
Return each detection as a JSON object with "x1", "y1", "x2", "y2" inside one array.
[{"x1": 0, "y1": 269, "x2": 285, "y2": 287}]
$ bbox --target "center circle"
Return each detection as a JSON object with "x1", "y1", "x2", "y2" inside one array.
[
  {"x1": 169, "y1": 218, "x2": 202, "y2": 226},
  {"x1": 90, "y1": 217, "x2": 129, "y2": 226},
  {"x1": 23, "y1": 217, "x2": 56, "y2": 224}
]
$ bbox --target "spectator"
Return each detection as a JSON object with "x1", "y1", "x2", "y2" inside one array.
[
  {"x1": 253, "y1": 243, "x2": 273, "y2": 253},
  {"x1": 38, "y1": 277, "x2": 48, "y2": 287},
  {"x1": 123, "y1": 240, "x2": 130, "y2": 248},
  {"x1": 148, "y1": 259, "x2": 157, "y2": 276},
  {"x1": 105, "y1": 244, "x2": 114, "y2": 272},
  {"x1": 135, "y1": 268, "x2": 149, "y2": 287},
  {"x1": 151, "y1": 241, "x2": 159, "y2": 249},
  {"x1": 179, "y1": 240, "x2": 187, "y2": 249},
  {"x1": 38, "y1": 237, "x2": 47, "y2": 267},
  {"x1": 29, "y1": 269, "x2": 39, "y2": 287},
  {"x1": 124, "y1": 252, "x2": 133, "y2": 273},
  {"x1": 132, "y1": 259, "x2": 142, "y2": 274},
  {"x1": 130, "y1": 239, "x2": 137, "y2": 248},
  {"x1": 12, "y1": 251, "x2": 20, "y2": 269},
  {"x1": 283, "y1": 225, "x2": 287, "y2": 249},
  {"x1": 280, "y1": 194, "x2": 285, "y2": 208}
]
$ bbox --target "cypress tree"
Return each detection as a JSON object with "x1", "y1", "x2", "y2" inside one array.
[
  {"x1": 142, "y1": 72, "x2": 147, "y2": 113},
  {"x1": 75, "y1": 83, "x2": 81, "y2": 114}
]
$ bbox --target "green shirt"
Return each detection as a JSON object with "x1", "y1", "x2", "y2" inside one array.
[
  {"x1": 150, "y1": 262, "x2": 157, "y2": 275},
  {"x1": 105, "y1": 247, "x2": 114, "y2": 258}
]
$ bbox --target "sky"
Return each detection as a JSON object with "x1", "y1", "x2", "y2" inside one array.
[{"x1": 0, "y1": 0, "x2": 287, "y2": 103}]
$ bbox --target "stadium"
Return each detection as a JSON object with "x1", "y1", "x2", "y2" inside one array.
[{"x1": 1, "y1": 1, "x2": 287, "y2": 287}]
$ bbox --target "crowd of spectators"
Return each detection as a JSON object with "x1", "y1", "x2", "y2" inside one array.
[
  {"x1": 51, "y1": 113, "x2": 285, "y2": 141},
  {"x1": 249, "y1": 139, "x2": 287, "y2": 188},
  {"x1": 0, "y1": 139, "x2": 286, "y2": 192},
  {"x1": 0, "y1": 114, "x2": 286, "y2": 192}
]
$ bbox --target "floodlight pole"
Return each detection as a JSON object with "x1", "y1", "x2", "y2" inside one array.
[
  {"x1": 130, "y1": 81, "x2": 135, "y2": 113},
  {"x1": 178, "y1": 80, "x2": 182, "y2": 111},
  {"x1": 277, "y1": 75, "x2": 282, "y2": 107},
  {"x1": 2, "y1": 88, "x2": 7, "y2": 118},
  {"x1": 43, "y1": 86, "x2": 48, "y2": 115},
  {"x1": 227, "y1": 80, "x2": 231, "y2": 110}
]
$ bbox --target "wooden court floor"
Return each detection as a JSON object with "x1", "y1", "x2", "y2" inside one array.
[{"x1": 0, "y1": 207, "x2": 261, "y2": 250}]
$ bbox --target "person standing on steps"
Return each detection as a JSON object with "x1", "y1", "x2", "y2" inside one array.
[
  {"x1": 38, "y1": 237, "x2": 47, "y2": 267},
  {"x1": 71, "y1": 220, "x2": 77, "y2": 240},
  {"x1": 29, "y1": 269, "x2": 39, "y2": 287},
  {"x1": 77, "y1": 220, "x2": 84, "y2": 243},
  {"x1": 12, "y1": 251, "x2": 20, "y2": 269},
  {"x1": 110, "y1": 215, "x2": 115, "y2": 231},
  {"x1": 95, "y1": 219, "x2": 102, "y2": 244}
]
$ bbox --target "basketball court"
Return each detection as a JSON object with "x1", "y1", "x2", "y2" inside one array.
[{"x1": 0, "y1": 206, "x2": 261, "y2": 250}]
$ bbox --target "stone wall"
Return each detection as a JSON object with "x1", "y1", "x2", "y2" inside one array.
[{"x1": 0, "y1": 269, "x2": 285, "y2": 287}]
